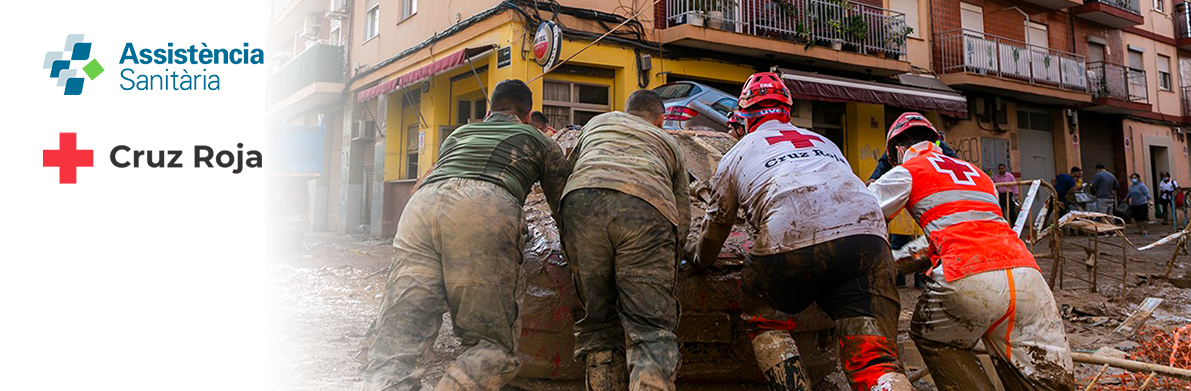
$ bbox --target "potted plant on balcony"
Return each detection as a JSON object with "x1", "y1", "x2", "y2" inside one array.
[
  {"x1": 833, "y1": 14, "x2": 867, "y2": 52},
  {"x1": 691, "y1": 0, "x2": 736, "y2": 31},
  {"x1": 847, "y1": 14, "x2": 868, "y2": 51},
  {"x1": 882, "y1": 26, "x2": 913, "y2": 59}
]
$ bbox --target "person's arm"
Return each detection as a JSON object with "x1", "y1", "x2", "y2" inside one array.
[
  {"x1": 693, "y1": 157, "x2": 738, "y2": 271},
  {"x1": 1010, "y1": 174, "x2": 1020, "y2": 200},
  {"x1": 940, "y1": 142, "x2": 958, "y2": 158},
  {"x1": 539, "y1": 136, "x2": 573, "y2": 224},
  {"x1": 868, "y1": 166, "x2": 914, "y2": 221},
  {"x1": 868, "y1": 152, "x2": 892, "y2": 183},
  {"x1": 671, "y1": 143, "x2": 691, "y2": 251}
]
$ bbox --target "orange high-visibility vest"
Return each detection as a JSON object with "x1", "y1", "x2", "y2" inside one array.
[{"x1": 902, "y1": 151, "x2": 1039, "y2": 281}]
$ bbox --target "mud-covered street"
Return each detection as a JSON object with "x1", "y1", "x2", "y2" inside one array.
[{"x1": 270, "y1": 226, "x2": 1191, "y2": 391}]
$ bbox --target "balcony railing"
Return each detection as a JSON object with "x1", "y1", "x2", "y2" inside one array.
[
  {"x1": 1182, "y1": 86, "x2": 1191, "y2": 117},
  {"x1": 1177, "y1": 2, "x2": 1191, "y2": 39},
  {"x1": 665, "y1": 0, "x2": 909, "y2": 58},
  {"x1": 1088, "y1": 61, "x2": 1147, "y2": 103},
  {"x1": 937, "y1": 29, "x2": 1088, "y2": 92},
  {"x1": 1086, "y1": 0, "x2": 1142, "y2": 14},
  {"x1": 266, "y1": 43, "x2": 345, "y2": 106}
]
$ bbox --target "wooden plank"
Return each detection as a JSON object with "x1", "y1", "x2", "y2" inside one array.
[{"x1": 1113, "y1": 297, "x2": 1163, "y2": 336}]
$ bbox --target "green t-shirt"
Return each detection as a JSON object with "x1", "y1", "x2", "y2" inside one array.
[{"x1": 422, "y1": 115, "x2": 570, "y2": 210}]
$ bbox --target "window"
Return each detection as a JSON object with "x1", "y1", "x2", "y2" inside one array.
[
  {"x1": 1155, "y1": 0, "x2": 1165, "y2": 11},
  {"x1": 960, "y1": 3, "x2": 984, "y2": 33},
  {"x1": 1128, "y1": 48, "x2": 1144, "y2": 70},
  {"x1": 1017, "y1": 109, "x2": 1053, "y2": 131},
  {"x1": 1159, "y1": 54, "x2": 1172, "y2": 90},
  {"x1": 329, "y1": 19, "x2": 342, "y2": 46},
  {"x1": 1027, "y1": 22, "x2": 1049, "y2": 48},
  {"x1": 710, "y1": 98, "x2": 737, "y2": 118},
  {"x1": 455, "y1": 97, "x2": 487, "y2": 125},
  {"x1": 406, "y1": 123, "x2": 419, "y2": 178},
  {"x1": 655, "y1": 83, "x2": 700, "y2": 99},
  {"x1": 542, "y1": 80, "x2": 611, "y2": 128},
  {"x1": 365, "y1": 4, "x2": 380, "y2": 40},
  {"x1": 402, "y1": 0, "x2": 417, "y2": 20},
  {"x1": 1087, "y1": 42, "x2": 1106, "y2": 63},
  {"x1": 890, "y1": 0, "x2": 920, "y2": 38}
]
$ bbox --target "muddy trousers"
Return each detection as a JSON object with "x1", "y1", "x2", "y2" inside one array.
[
  {"x1": 910, "y1": 266, "x2": 1074, "y2": 391},
  {"x1": 743, "y1": 235, "x2": 910, "y2": 391},
  {"x1": 562, "y1": 189, "x2": 681, "y2": 391},
  {"x1": 363, "y1": 178, "x2": 524, "y2": 391}
]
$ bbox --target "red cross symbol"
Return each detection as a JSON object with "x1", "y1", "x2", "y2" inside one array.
[
  {"x1": 43, "y1": 133, "x2": 93, "y2": 184},
  {"x1": 927, "y1": 155, "x2": 979, "y2": 185},
  {"x1": 765, "y1": 130, "x2": 822, "y2": 148}
]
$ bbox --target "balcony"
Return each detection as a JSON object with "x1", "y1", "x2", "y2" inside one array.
[
  {"x1": 1022, "y1": 0, "x2": 1083, "y2": 10},
  {"x1": 936, "y1": 29, "x2": 1090, "y2": 104},
  {"x1": 271, "y1": 0, "x2": 327, "y2": 29},
  {"x1": 1073, "y1": 0, "x2": 1144, "y2": 28},
  {"x1": 1182, "y1": 86, "x2": 1191, "y2": 118},
  {"x1": 1086, "y1": 61, "x2": 1151, "y2": 113},
  {"x1": 267, "y1": 43, "x2": 346, "y2": 118},
  {"x1": 660, "y1": 0, "x2": 912, "y2": 76},
  {"x1": 1176, "y1": 2, "x2": 1191, "y2": 49}
]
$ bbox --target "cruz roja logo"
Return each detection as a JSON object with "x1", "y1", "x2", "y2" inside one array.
[
  {"x1": 110, "y1": 144, "x2": 262, "y2": 174},
  {"x1": 44, "y1": 34, "x2": 104, "y2": 95},
  {"x1": 42, "y1": 132, "x2": 263, "y2": 184}
]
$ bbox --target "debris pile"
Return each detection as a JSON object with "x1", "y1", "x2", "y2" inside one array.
[{"x1": 1083, "y1": 325, "x2": 1191, "y2": 390}]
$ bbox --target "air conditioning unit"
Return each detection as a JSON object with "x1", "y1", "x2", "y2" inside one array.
[
  {"x1": 326, "y1": 0, "x2": 349, "y2": 19},
  {"x1": 352, "y1": 120, "x2": 377, "y2": 141},
  {"x1": 300, "y1": 15, "x2": 322, "y2": 39}
]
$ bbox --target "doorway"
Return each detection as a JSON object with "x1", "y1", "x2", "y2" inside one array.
[
  {"x1": 1150, "y1": 145, "x2": 1171, "y2": 194},
  {"x1": 1018, "y1": 109, "x2": 1056, "y2": 181}
]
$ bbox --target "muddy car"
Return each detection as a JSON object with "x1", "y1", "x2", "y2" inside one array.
[{"x1": 511, "y1": 129, "x2": 847, "y2": 391}]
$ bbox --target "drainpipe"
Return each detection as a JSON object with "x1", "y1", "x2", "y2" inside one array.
[{"x1": 1003, "y1": 6, "x2": 1032, "y2": 46}]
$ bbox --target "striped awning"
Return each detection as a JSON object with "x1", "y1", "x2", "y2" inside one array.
[
  {"x1": 779, "y1": 69, "x2": 969, "y2": 117},
  {"x1": 357, "y1": 45, "x2": 495, "y2": 103}
]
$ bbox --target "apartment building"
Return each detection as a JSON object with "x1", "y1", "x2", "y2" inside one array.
[
  {"x1": 265, "y1": 0, "x2": 1191, "y2": 234},
  {"x1": 266, "y1": 0, "x2": 351, "y2": 232},
  {"x1": 930, "y1": 0, "x2": 1191, "y2": 202}
]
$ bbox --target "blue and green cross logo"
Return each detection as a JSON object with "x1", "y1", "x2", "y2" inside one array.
[{"x1": 44, "y1": 34, "x2": 104, "y2": 95}]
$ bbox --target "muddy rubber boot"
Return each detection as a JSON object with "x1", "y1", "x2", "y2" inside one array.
[
  {"x1": 585, "y1": 350, "x2": 628, "y2": 391},
  {"x1": 751, "y1": 330, "x2": 811, "y2": 391}
]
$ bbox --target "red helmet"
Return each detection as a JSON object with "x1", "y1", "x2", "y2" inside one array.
[
  {"x1": 738, "y1": 72, "x2": 793, "y2": 110},
  {"x1": 886, "y1": 112, "x2": 942, "y2": 160}
]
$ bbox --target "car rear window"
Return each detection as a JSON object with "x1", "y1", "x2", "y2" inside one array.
[{"x1": 655, "y1": 83, "x2": 700, "y2": 99}]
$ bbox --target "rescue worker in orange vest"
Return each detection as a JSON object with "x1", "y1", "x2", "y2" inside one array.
[
  {"x1": 691, "y1": 72, "x2": 912, "y2": 391},
  {"x1": 868, "y1": 113, "x2": 1075, "y2": 391}
]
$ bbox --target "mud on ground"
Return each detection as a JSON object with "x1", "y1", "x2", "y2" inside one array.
[{"x1": 270, "y1": 223, "x2": 1191, "y2": 391}]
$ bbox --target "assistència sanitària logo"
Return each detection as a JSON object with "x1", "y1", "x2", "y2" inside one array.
[{"x1": 44, "y1": 34, "x2": 104, "y2": 95}]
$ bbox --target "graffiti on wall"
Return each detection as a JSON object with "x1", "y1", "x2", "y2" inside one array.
[{"x1": 952, "y1": 137, "x2": 981, "y2": 165}]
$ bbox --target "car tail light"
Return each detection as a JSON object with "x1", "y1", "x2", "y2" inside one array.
[{"x1": 664, "y1": 106, "x2": 698, "y2": 121}]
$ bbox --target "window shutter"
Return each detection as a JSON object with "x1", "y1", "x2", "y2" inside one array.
[
  {"x1": 890, "y1": 0, "x2": 920, "y2": 37},
  {"x1": 960, "y1": 3, "x2": 984, "y2": 33}
]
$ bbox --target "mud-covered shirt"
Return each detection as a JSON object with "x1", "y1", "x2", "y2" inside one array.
[
  {"x1": 563, "y1": 111, "x2": 691, "y2": 241},
  {"x1": 422, "y1": 112, "x2": 570, "y2": 213},
  {"x1": 706, "y1": 120, "x2": 887, "y2": 256}
]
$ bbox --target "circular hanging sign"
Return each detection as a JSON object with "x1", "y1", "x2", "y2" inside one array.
[{"x1": 533, "y1": 21, "x2": 562, "y2": 70}]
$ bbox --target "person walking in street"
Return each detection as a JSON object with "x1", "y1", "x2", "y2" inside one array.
[
  {"x1": 1158, "y1": 172, "x2": 1178, "y2": 225},
  {"x1": 992, "y1": 164, "x2": 1019, "y2": 224},
  {"x1": 1089, "y1": 164, "x2": 1119, "y2": 215},
  {"x1": 363, "y1": 80, "x2": 572, "y2": 391},
  {"x1": 868, "y1": 113, "x2": 1074, "y2": 391},
  {"x1": 692, "y1": 72, "x2": 912, "y2": 391},
  {"x1": 1127, "y1": 173, "x2": 1153, "y2": 236},
  {"x1": 561, "y1": 89, "x2": 689, "y2": 391}
]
